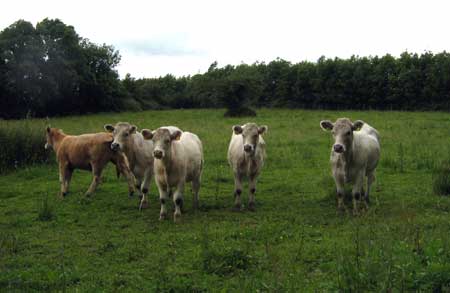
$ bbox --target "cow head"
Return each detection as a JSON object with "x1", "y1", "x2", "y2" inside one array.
[
  {"x1": 320, "y1": 118, "x2": 364, "y2": 154},
  {"x1": 104, "y1": 122, "x2": 137, "y2": 151},
  {"x1": 45, "y1": 126, "x2": 64, "y2": 150},
  {"x1": 232, "y1": 123, "x2": 268, "y2": 156},
  {"x1": 144, "y1": 128, "x2": 182, "y2": 160},
  {"x1": 45, "y1": 126, "x2": 54, "y2": 150}
]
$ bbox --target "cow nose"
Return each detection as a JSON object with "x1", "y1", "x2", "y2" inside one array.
[
  {"x1": 111, "y1": 143, "x2": 119, "y2": 151},
  {"x1": 153, "y1": 150, "x2": 163, "y2": 159},
  {"x1": 333, "y1": 144, "x2": 344, "y2": 153},
  {"x1": 244, "y1": 144, "x2": 253, "y2": 152}
]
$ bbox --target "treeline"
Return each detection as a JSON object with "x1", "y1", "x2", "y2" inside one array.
[
  {"x1": 2, "y1": 19, "x2": 450, "y2": 119},
  {"x1": 129, "y1": 54, "x2": 450, "y2": 112}
]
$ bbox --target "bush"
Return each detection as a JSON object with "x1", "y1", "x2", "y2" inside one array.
[
  {"x1": 120, "y1": 98, "x2": 142, "y2": 112},
  {"x1": 223, "y1": 107, "x2": 256, "y2": 117}
]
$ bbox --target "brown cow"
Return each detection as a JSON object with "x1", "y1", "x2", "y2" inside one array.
[{"x1": 45, "y1": 127, "x2": 135, "y2": 198}]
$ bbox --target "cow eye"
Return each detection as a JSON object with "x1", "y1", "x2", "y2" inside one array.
[
  {"x1": 253, "y1": 135, "x2": 258, "y2": 139},
  {"x1": 165, "y1": 139, "x2": 170, "y2": 144},
  {"x1": 346, "y1": 131, "x2": 351, "y2": 135},
  {"x1": 124, "y1": 133, "x2": 129, "y2": 137}
]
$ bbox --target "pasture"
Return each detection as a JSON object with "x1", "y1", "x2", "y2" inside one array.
[{"x1": 1, "y1": 109, "x2": 450, "y2": 291}]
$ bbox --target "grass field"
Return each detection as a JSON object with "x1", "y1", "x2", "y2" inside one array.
[{"x1": 1, "y1": 109, "x2": 450, "y2": 291}]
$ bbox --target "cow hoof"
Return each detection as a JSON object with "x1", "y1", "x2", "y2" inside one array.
[
  {"x1": 232, "y1": 205, "x2": 241, "y2": 212},
  {"x1": 159, "y1": 213, "x2": 167, "y2": 221},
  {"x1": 139, "y1": 200, "x2": 149, "y2": 211},
  {"x1": 248, "y1": 202, "x2": 256, "y2": 212},
  {"x1": 62, "y1": 192, "x2": 68, "y2": 197},
  {"x1": 128, "y1": 191, "x2": 134, "y2": 198},
  {"x1": 85, "y1": 192, "x2": 92, "y2": 198}
]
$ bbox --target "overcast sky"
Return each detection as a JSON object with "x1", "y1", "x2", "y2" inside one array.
[{"x1": 1, "y1": 0, "x2": 449, "y2": 78}]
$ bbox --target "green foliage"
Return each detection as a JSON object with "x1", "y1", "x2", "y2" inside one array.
[
  {"x1": 0, "y1": 18, "x2": 133, "y2": 119},
  {"x1": 126, "y1": 53, "x2": 450, "y2": 113}
]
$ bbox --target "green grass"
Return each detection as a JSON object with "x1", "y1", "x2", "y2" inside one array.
[{"x1": 1, "y1": 109, "x2": 450, "y2": 291}]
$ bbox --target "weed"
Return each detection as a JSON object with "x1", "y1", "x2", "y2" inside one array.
[{"x1": 37, "y1": 193, "x2": 55, "y2": 222}]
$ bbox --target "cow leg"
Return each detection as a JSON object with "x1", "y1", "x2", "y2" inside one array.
[
  {"x1": 192, "y1": 177, "x2": 200, "y2": 210},
  {"x1": 365, "y1": 171, "x2": 375, "y2": 207},
  {"x1": 333, "y1": 174, "x2": 345, "y2": 211},
  {"x1": 59, "y1": 161, "x2": 71, "y2": 198},
  {"x1": 173, "y1": 184, "x2": 185, "y2": 222},
  {"x1": 115, "y1": 152, "x2": 136, "y2": 197},
  {"x1": 352, "y1": 171, "x2": 364, "y2": 215},
  {"x1": 139, "y1": 168, "x2": 153, "y2": 211},
  {"x1": 63, "y1": 167, "x2": 73, "y2": 196},
  {"x1": 157, "y1": 183, "x2": 169, "y2": 220},
  {"x1": 248, "y1": 174, "x2": 257, "y2": 211},
  {"x1": 85, "y1": 163, "x2": 102, "y2": 197},
  {"x1": 135, "y1": 179, "x2": 142, "y2": 198},
  {"x1": 233, "y1": 173, "x2": 243, "y2": 211}
]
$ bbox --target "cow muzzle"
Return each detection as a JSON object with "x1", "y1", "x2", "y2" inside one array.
[
  {"x1": 244, "y1": 144, "x2": 254, "y2": 153},
  {"x1": 153, "y1": 150, "x2": 164, "y2": 159},
  {"x1": 111, "y1": 142, "x2": 120, "y2": 151},
  {"x1": 333, "y1": 144, "x2": 345, "y2": 153}
]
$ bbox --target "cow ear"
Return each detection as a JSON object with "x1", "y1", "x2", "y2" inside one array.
[
  {"x1": 320, "y1": 120, "x2": 334, "y2": 131},
  {"x1": 170, "y1": 130, "x2": 182, "y2": 141},
  {"x1": 104, "y1": 124, "x2": 114, "y2": 133},
  {"x1": 46, "y1": 126, "x2": 51, "y2": 133},
  {"x1": 258, "y1": 125, "x2": 268, "y2": 135},
  {"x1": 130, "y1": 125, "x2": 137, "y2": 134},
  {"x1": 141, "y1": 129, "x2": 153, "y2": 140},
  {"x1": 352, "y1": 120, "x2": 364, "y2": 131},
  {"x1": 233, "y1": 125, "x2": 243, "y2": 134}
]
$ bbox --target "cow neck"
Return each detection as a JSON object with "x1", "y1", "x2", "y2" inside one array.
[
  {"x1": 122, "y1": 142, "x2": 136, "y2": 168},
  {"x1": 337, "y1": 142, "x2": 354, "y2": 180},
  {"x1": 160, "y1": 147, "x2": 174, "y2": 173},
  {"x1": 244, "y1": 151, "x2": 255, "y2": 162},
  {"x1": 243, "y1": 144, "x2": 258, "y2": 162},
  {"x1": 52, "y1": 132, "x2": 67, "y2": 153},
  {"x1": 158, "y1": 149, "x2": 173, "y2": 192}
]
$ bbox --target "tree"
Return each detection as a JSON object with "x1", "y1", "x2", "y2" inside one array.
[
  {"x1": 0, "y1": 18, "x2": 128, "y2": 119},
  {"x1": 0, "y1": 20, "x2": 45, "y2": 118},
  {"x1": 220, "y1": 64, "x2": 262, "y2": 117}
]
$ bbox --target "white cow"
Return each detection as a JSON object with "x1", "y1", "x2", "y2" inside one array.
[
  {"x1": 142, "y1": 127, "x2": 203, "y2": 221},
  {"x1": 104, "y1": 122, "x2": 181, "y2": 210},
  {"x1": 320, "y1": 118, "x2": 380, "y2": 213},
  {"x1": 227, "y1": 123, "x2": 268, "y2": 211}
]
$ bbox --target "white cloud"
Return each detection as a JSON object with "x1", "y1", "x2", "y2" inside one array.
[{"x1": 1, "y1": 0, "x2": 450, "y2": 78}]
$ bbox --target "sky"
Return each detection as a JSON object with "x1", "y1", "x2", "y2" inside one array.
[{"x1": 1, "y1": 0, "x2": 449, "y2": 78}]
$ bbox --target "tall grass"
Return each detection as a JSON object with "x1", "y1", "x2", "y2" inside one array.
[
  {"x1": 0, "y1": 118, "x2": 51, "y2": 174},
  {"x1": 432, "y1": 160, "x2": 450, "y2": 196}
]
